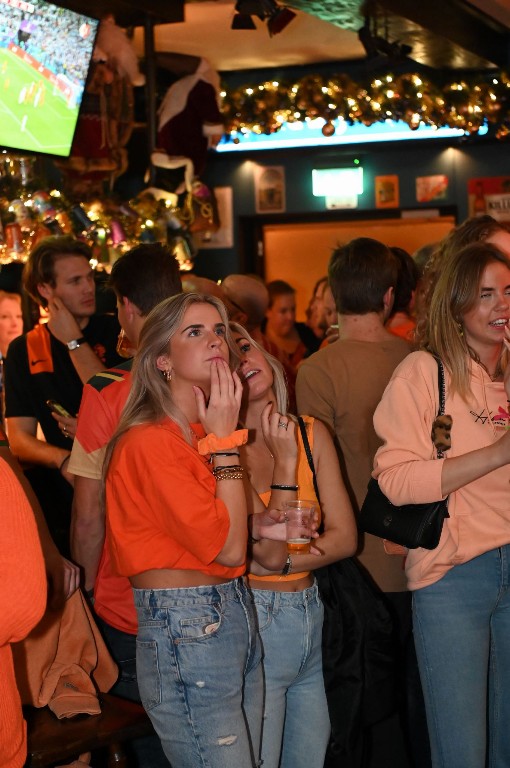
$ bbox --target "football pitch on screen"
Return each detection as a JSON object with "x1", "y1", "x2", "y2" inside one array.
[{"x1": 0, "y1": 47, "x2": 79, "y2": 156}]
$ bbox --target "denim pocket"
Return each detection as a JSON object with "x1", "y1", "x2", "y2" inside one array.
[
  {"x1": 136, "y1": 639, "x2": 161, "y2": 711},
  {"x1": 178, "y1": 607, "x2": 222, "y2": 642}
]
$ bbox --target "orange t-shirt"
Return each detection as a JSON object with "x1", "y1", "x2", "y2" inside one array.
[{"x1": 106, "y1": 419, "x2": 245, "y2": 580}]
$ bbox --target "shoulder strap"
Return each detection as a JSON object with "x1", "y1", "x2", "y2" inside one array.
[
  {"x1": 297, "y1": 416, "x2": 321, "y2": 504},
  {"x1": 431, "y1": 354, "x2": 447, "y2": 459}
]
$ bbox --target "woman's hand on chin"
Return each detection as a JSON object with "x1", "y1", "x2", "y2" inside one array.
[{"x1": 194, "y1": 360, "x2": 243, "y2": 436}]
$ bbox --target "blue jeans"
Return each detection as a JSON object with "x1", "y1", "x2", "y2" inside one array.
[
  {"x1": 250, "y1": 581, "x2": 330, "y2": 768},
  {"x1": 413, "y1": 545, "x2": 510, "y2": 768},
  {"x1": 133, "y1": 578, "x2": 263, "y2": 768},
  {"x1": 94, "y1": 614, "x2": 170, "y2": 768}
]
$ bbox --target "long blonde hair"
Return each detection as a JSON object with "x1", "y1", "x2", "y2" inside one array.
[
  {"x1": 103, "y1": 293, "x2": 239, "y2": 481},
  {"x1": 230, "y1": 321, "x2": 289, "y2": 415},
  {"x1": 416, "y1": 242, "x2": 510, "y2": 398}
]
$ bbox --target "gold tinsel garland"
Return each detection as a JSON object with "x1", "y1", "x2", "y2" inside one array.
[{"x1": 220, "y1": 71, "x2": 510, "y2": 139}]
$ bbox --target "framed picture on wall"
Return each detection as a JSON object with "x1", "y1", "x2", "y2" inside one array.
[
  {"x1": 467, "y1": 176, "x2": 510, "y2": 220},
  {"x1": 416, "y1": 175, "x2": 448, "y2": 203},
  {"x1": 375, "y1": 175, "x2": 399, "y2": 208},
  {"x1": 254, "y1": 165, "x2": 286, "y2": 213}
]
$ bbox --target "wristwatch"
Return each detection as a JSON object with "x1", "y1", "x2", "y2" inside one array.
[{"x1": 66, "y1": 337, "x2": 86, "y2": 351}]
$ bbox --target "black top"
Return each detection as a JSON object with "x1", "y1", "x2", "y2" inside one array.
[{"x1": 4, "y1": 314, "x2": 122, "y2": 450}]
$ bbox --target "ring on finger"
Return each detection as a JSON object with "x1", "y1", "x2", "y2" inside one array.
[{"x1": 278, "y1": 420, "x2": 288, "y2": 429}]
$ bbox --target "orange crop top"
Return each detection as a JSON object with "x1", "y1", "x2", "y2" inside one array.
[
  {"x1": 249, "y1": 415, "x2": 321, "y2": 582},
  {"x1": 106, "y1": 419, "x2": 245, "y2": 581}
]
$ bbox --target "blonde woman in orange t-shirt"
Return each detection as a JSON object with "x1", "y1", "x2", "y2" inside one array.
[
  {"x1": 230, "y1": 322, "x2": 357, "y2": 768},
  {"x1": 103, "y1": 293, "x2": 263, "y2": 768}
]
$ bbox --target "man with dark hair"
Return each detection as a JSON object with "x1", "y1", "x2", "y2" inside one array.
[
  {"x1": 68, "y1": 242, "x2": 181, "y2": 768},
  {"x1": 296, "y1": 238, "x2": 416, "y2": 767},
  {"x1": 4, "y1": 236, "x2": 122, "y2": 554}
]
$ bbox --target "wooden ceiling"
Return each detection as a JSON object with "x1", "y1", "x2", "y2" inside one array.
[{"x1": 51, "y1": 0, "x2": 510, "y2": 72}]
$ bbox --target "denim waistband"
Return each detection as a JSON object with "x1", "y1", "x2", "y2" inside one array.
[
  {"x1": 133, "y1": 577, "x2": 246, "y2": 608},
  {"x1": 248, "y1": 580, "x2": 320, "y2": 608}
]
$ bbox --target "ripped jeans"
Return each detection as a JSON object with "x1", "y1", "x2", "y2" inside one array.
[{"x1": 133, "y1": 578, "x2": 263, "y2": 768}]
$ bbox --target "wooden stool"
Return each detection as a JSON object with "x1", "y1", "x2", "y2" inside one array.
[{"x1": 25, "y1": 693, "x2": 154, "y2": 767}]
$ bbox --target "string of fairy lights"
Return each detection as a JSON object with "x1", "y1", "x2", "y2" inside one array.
[{"x1": 220, "y1": 71, "x2": 510, "y2": 139}]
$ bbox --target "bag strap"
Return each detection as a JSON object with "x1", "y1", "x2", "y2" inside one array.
[
  {"x1": 297, "y1": 416, "x2": 321, "y2": 504},
  {"x1": 433, "y1": 355, "x2": 446, "y2": 417},
  {"x1": 431, "y1": 354, "x2": 447, "y2": 459}
]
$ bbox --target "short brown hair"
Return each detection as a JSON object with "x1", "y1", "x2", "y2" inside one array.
[
  {"x1": 328, "y1": 238, "x2": 398, "y2": 315},
  {"x1": 23, "y1": 235, "x2": 92, "y2": 307}
]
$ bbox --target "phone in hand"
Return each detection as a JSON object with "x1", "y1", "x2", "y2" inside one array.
[{"x1": 46, "y1": 399, "x2": 72, "y2": 418}]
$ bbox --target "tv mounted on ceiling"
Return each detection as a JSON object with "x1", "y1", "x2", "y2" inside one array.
[{"x1": 0, "y1": 0, "x2": 98, "y2": 157}]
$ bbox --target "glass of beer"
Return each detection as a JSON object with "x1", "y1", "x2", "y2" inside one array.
[{"x1": 283, "y1": 500, "x2": 315, "y2": 555}]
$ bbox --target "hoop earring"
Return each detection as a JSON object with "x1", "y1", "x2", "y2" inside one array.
[{"x1": 163, "y1": 369, "x2": 172, "y2": 382}]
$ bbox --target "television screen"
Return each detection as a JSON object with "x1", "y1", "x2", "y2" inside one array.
[{"x1": 0, "y1": 0, "x2": 98, "y2": 156}]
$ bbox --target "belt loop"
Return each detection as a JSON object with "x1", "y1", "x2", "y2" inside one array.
[{"x1": 149, "y1": 589, "x2": 157, "y2": 618}]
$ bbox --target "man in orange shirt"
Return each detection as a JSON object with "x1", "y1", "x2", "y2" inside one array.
[{"x1": 69, "y1": 243, "x2": 181, "y2": 768}]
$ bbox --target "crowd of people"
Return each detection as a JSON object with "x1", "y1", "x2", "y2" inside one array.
[{"x1": 2, "y1": 215, "x2": 510, "y2": 768}]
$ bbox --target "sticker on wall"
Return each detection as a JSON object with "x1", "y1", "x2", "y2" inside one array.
[
  {"x1": 468, "y1": 177, "x2": 510, "y2": 220},
  {"x1": 416, "y1": 175, "x2": 448, "y2": 203},
  {"x1": 375, "y1": 175, "x2": 399, "y2": 208},
  {"x1": 254, "y1": 165, "x2": 286, "y2": 214}
]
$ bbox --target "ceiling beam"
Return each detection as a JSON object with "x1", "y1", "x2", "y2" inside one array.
[{"x1": 374, "y1": 0, "x2": 510, "y2": 68}]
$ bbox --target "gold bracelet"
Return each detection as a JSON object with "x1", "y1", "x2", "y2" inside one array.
[{"x1": 212, "y1": 465, "x2": 245, "y2": 481}]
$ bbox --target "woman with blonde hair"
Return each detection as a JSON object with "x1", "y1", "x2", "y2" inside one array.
[
  {"x1": 372, "y1": 241, "x2": 510, "y2": 768},
  {"x1": 103, "y1": 293, "x2": 262, "y2": 768},
  {"x1": 230, "y1": 322, "x2": 357, "y2": 768}
]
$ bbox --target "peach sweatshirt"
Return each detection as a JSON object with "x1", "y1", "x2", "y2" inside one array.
[
  {"x1": 0, "y1": 460, "x2": 46, "y2": 767},
  {"x1": 373, "y1": 351, "x2": 510, "y2": 591}
]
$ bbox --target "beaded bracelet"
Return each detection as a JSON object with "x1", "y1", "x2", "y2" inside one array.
[
  {"x1": 270, "y1": 483, "x2": 299, "y2": 492},
  {"x1": 212, "y1": 465, "x2": 245, "y2": 481}
]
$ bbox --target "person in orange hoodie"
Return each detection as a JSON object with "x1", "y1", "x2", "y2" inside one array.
[
  {"x1": 0, "y1": 440, "x2": 46, "y2": 767},
  {"x1": 373, "y1": 241, "x2": 510, "y2": 768}
]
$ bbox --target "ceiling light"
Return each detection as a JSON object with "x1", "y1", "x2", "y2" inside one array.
[
  {"x1": 231, "y1": 13, "x2": 257, "y2": 29},
  {"x1": 358, "y1": 15, "x2": 412, "y2": 62},
  {"x1": 231, "y1": 0, "x2": 296, "y2": 36},
  {"x1": 267, "y1": 7, "x2": 296, "y2": 36}
]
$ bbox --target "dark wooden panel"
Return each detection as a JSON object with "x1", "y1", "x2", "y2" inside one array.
[{"x1": 50, "y1": 0, "x2": 184, "y2": 26}]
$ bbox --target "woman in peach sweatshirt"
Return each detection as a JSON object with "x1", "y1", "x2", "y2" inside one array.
[{"x1": 373, "y1": 241, "x2": 510, "y2": 768}]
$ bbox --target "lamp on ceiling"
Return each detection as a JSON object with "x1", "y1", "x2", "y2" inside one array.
[
  {"x1": 231, "y1": 0, "x2": 296, "y2": 36},
  {"x1": 358, "y1": 15, "x2": 412, "y2": 62}
]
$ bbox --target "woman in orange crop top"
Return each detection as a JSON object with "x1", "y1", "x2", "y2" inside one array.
[
  {"x1": 231, "y1": 323, "x2": 357, "y2": 768},
  {"x1": 103, "y1": 294, "x2": 263, "y2": 768}
]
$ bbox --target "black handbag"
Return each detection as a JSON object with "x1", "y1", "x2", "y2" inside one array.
[
  {"x1": 358, "y1": 356, "x2": 450, "y2": 550},
  {"x1": 297, "y1": 417, "x2": 397, "y2": 766}
]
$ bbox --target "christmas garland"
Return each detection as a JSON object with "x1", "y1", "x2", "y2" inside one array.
[{"x1": 220, "y1": 71, "x2": 510, "y2": 139}]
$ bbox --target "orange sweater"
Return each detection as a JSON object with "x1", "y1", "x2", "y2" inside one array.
[{"x1": 0, "y1": 460, "x2": 46, "y2": 767}]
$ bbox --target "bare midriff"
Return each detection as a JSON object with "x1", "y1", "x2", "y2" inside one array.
[{"x1": 130, "y1": 569, "x2": 235, "y2": 589}]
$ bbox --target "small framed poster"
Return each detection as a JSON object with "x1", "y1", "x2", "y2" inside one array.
[
  {"x1": 375, "y1": 175, "x2": 399, "y2": 208},
  {"x1": 254, "y1": 165, "x2": 286, "y2": 214}
]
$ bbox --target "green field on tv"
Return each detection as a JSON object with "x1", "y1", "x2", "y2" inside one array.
[{"x1": 0, "y1": 47, "x2": 80, "y2": 156}]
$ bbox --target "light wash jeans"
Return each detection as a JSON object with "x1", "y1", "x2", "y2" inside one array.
[
  {"x1": 413, "y1": 545, "x2": 510, "y2": 768},
  {"x1": 250, "y1": 581, "x2": 330, "y2": 768},
  {"x1": 133, "y1": 578, "x2": 263, "y2": 768}
]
